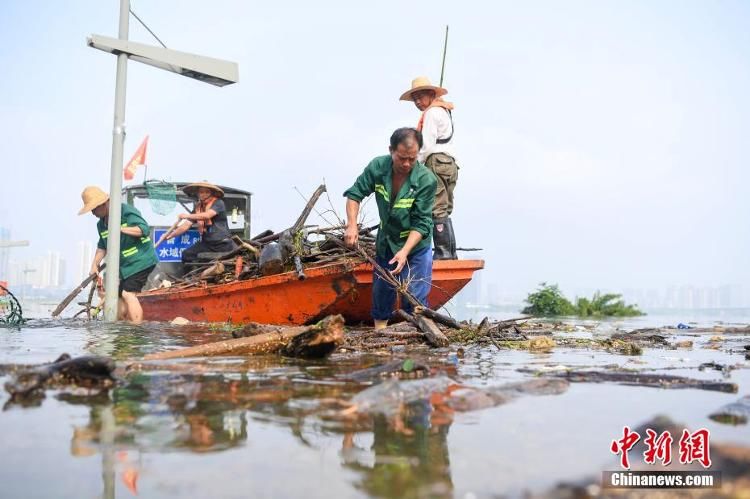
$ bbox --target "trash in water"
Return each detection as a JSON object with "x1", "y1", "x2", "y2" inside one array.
[
  {"x1": 4, "y1": 353, "x2": 115, "y2": 400},
  {"x1": 709, "y1": 396, "x2": 750, "y2": 425},
  {"x1": 344, "y1": 376, "x2": 570, "y2": 417},
  {"x1": 347, "y1": 376, "x2": 458, "y2": 416}
]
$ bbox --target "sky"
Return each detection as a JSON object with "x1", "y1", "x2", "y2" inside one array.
[{"x1": 0, "y1": 0, "x2": 748, "y2": 303}]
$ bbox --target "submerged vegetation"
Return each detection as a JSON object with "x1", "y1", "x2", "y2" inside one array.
[{"x1": 522, "y1": 283, "x2": 644, "y2": 318}]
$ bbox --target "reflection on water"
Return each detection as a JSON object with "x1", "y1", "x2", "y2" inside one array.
[
  {"x1": 343, "y1": 413, "x2": 454, "y2": 498},
  {"x1": 0, "y1": 315, "x2": 749, "y2": 498}
]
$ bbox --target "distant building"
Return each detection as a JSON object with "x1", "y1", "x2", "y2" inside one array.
[
  {"x1": 41, "y1": 251, "x2": 65, "y2": 287},
  {"x1": 76, "y1": 241, "x2": 95, "y2": 283},
  {"x1": 7, "y1": 251, "x2": 66, "y2": 289},
  {"x1": 459, "y1": 271, "x2": 482, "y2": 306}
]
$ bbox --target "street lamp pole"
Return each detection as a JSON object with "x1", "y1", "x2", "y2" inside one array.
[
  {"x1": 90, "y1": 1, "x2": 237, "y2": 322},
  {"x1": 102, "y1": 0, "x2": 130, "y2": 321}
]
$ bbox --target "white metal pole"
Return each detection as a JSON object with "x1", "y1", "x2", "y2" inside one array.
[{"x1": 103, "y1": 0, "x2": 130, "y2": 321}]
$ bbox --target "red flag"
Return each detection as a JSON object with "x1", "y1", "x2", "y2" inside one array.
[{"x1": 124, "y1": 135, "x2": 149, "y2": 181}]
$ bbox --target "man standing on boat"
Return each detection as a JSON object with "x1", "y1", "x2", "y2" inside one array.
[
  {"x1": 79, "y1": 186, "x2": 158, "y2": 324},
  {"x1": 344, "y1": 128, "x2": 437, "y2": 330},
  {"x1": 162, "y1": 181, "x2": 237, "y2": 265},
  {"x1": 400, "y1": 76, "x2": 459, "y2": 260}
]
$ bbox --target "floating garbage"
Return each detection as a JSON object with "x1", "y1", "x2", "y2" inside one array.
[
  {"x1": 709, "y1": 396, "x2": 750, "y2": 425},
  {"x1": 345, "y1": 376, "x2": 570, "y2": 417},
  {"x1": 4, "y1": 353, "x2": 115, "y2": 399},
  {"x1": 348, "y1": 376, "x2": 458, "y2": 416},
  {"x1": 344, "y1": 359, "x2": 430, "y2": 383}
]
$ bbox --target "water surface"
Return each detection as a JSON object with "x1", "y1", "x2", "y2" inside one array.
[{"x1": 1, "y1": 310, "x2": 748, "y2": 498}]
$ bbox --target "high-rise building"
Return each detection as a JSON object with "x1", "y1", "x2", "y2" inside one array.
[
  {"x1": 8, "y1": 252, "x2": 66, "y2": 289},
  {"x1": 76, "y1": 241, "x2": 95, "y2": 283},
  {"x1": 41, "y1": 251, "x2": 65, "y2": 287}
]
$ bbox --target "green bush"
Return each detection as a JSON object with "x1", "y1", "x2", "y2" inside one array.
[
  {"x1": 575, "y1": 292, "x2": 643, "y2": 317},
  {"x1": 521, "y1": 282, "x2": 575, "y2": 316},
  {"x1": 523, "y1": 283, "x2": 644, "y2": 317}
]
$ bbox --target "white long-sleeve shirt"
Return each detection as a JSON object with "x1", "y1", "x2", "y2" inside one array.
[{"x1": 418, "y1": 106, "x2": 456, "y2": 162}]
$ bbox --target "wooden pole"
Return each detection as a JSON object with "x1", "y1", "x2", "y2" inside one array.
[
  {"x1": 52, "y1": 263, "x2": 106, "y2": 317},
  {"x1": 154, "y1": 218, "x2": 185, "y2": 249},
  {"x1": 253, "y1": 184, "x2": 328, "y2": 244},
  {"x1": 439, "y1": 25, "x2": 449, "y2": 87},
  {"x1": 144, "y1": 314, "x2": 344, "y2": 360},
  {"x1": 292, "y1": 184, "x2": 327, "y2": 233},
  {"x1": 232, "y1": 235, "x2": 260, "y2": 257}
]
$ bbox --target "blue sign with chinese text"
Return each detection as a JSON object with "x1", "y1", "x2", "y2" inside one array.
[{"x1": 153, "y1": 229, "x2": 201, "y2": 262}]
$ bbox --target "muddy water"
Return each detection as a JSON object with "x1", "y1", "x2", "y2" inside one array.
[{"x1": 0, "y1": 314, "x2": 748, "y2": 498}]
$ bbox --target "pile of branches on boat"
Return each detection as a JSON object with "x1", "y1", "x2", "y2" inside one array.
[
  {"x1": 157, "y1": 185, "x2": 374, "y2": 288},
  {"x1": 61, "y1": 183, "x2": 467, "y2": 345},
  {"x1": 59, "y1": 184, "x2": 372, "y2": 319}
]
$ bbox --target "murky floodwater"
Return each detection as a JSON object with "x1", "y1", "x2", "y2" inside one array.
[{"x1": 0, "y1": 309, "x2": 748, "y2": 498}]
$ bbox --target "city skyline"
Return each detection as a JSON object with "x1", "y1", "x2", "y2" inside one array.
[
  {"x1": 2, "y1": 238, "x2": 748, "y2": 309},
  {"x1": 6, "y1": 251, "x2": 66, "y2": 290},
  {"x1": 458, "y1": 273, "x2": 749, "y2": 310},
  {"x1": 76, "y1": 241, "x2": 95, "y2": 284}
]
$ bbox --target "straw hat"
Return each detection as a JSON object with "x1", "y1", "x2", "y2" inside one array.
[
  {"x1": 183, "y1": 181, "x2": 224, "y2": 198},
  {"x1": 78, "y1": 186, "x2": 109, "y2": 215},
  {"x1": 399, "y1": 76, "x2": 448, "y2": 101}
]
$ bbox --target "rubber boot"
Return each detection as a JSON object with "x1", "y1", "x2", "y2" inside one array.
[
  {"x1": 445, "y1": 217, "x2": 458, "y2": 260},
  {"x1": 374, "y1": 319, "x2": 388, "y2": 330},
  {"x1": 432, "y1": 217, "x2": 452, "y2": 260}
]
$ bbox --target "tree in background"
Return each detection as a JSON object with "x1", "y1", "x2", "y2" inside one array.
[{"x1": 523, "y1": 283, "x2": 643, "y2": 317}]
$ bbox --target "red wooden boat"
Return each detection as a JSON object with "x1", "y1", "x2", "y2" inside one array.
[{"x1": 139, "y1": 259, "x2": 484, "y2": 325}]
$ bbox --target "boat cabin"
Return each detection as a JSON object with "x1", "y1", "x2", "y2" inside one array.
[{"x1": 122, "y1": 181, "x2": 252, "y2": 275}]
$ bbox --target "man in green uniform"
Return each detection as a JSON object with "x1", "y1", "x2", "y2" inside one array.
[
  {"x1": 78, "y1": 186, "x2": 158, "y2": 324},
  {"x1": 344, "y1": 128, "x2": 437, "y2": 330}
]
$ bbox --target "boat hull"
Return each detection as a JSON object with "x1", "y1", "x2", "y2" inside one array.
[{"x1": 139, "y1": 259, "x2": 484, "y2": 325}]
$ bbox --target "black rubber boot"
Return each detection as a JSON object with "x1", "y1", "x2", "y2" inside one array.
[
  {"x1": 433, "y1": 218, "x2": 452, "y2": 260},
  {"x1": 445, "y1": 217, "x2": 458, "y2": 259}
]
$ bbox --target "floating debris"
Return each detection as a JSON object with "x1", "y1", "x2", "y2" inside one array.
[
  {"x1": 4, "y1": 353, "x2": 115, "y2": 399},
  {"x1": 709, "y1": 396, "x2": 750, "y2": 425},
  {"x1": 528, "y1": 336, "x2": 556, "y2": 352},
  {"x1": 343, "y1": 359, "x2": 430, "y2": 383},
  {"x1": 612, "y1": 328, "x2": 668, "y2": 346},
  {"x1": 518, "y1": 368, "x2": 738, "y2": 393},
  {"x1": 347, "y1": 376, "x2": 458, "y2": 416},
  {"x1": 144, "y1": 314, "x2": 345, "y2": 360},
  {"x1": 344, "y1": 376, "x2": 569, "y2": 417}
]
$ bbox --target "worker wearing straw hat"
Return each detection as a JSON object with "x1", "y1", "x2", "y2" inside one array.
[
  {"x1": 400, "y1": 76, "x2": 459, "y2": 260},
  {"x1": 78, "y1": 186, "x2": 158, "y2": 324},
  {"x1": 162, "y1": 181, "x2": 237, "y2": 265}
]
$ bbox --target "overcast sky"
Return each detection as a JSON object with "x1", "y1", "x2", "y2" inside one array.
[{"x1": 1, "y1": 0, "x2": 748, "y2": 302}]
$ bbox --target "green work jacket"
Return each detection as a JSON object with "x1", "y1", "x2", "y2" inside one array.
[
  {"x1": 344, "y1": 155, "x2": 437, "y2": 256},
  {"x1": 97, "y1": 203, "x2": 159, "y2": 279}
]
